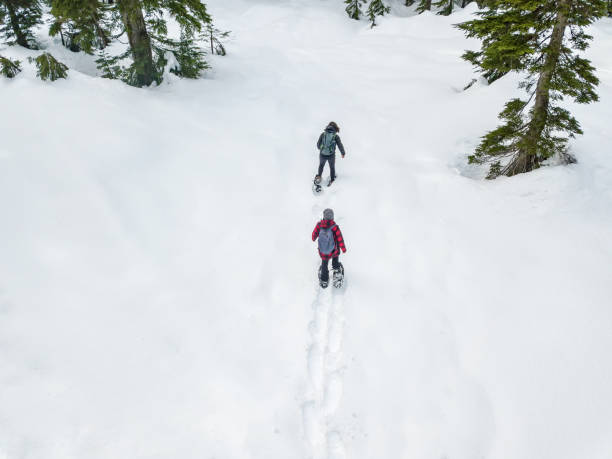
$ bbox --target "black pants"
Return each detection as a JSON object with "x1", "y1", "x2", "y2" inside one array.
[
  {"x1": 317, "y1": 154, "x2": 336, "y2": 180},
  {"x1": 320, "y1": 256, "x2": 340, "y2": 282}
]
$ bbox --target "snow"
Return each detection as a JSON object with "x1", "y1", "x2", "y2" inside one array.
[{"x1": 1, "y1": 1, "x2": 612, "y2": 458}]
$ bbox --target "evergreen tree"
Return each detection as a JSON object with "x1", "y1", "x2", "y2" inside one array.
[
  {"x1": 0, "y1": 0, "x2": 42, "y2": 48},
  {"x1": 158, "y1": 30, "x2": 208, "y2": 79},
  {"x1": 200, "y1": 22, "x2": 229, "y2": 56},
  {"x1": 416, "y1": 0, "x2": 432, "y2": 14},
  {"x1": 345, "y1": 0, "x2": 366, "y2": 20},
  {"x1": 0, "y1": 54, "x2": 21, "y2": 77},
  {"x1": 458, "y1": 0, "x2": 606, "y2": 178},
  {"x1": 433, "y1": 0, "x2": 482, "y2": 15},
  {"x1": 116, "y1": 0, "x2": 155, "y2": 86},
  {"x1": 458, "y1": 5, "x2": 531, "y2": 83},
  {"x1": 95, "y1": 48, "x2": 126, "y2": 79},
  {"x1": 49, "y1": 0, "x2": 111, "y2": 53},
  {"x1": 433, "y1": 0, "x2": 454, "y2": 15},
  {"x1": 29, "y1": 52, "x2": 69, "y2": 80},
  {"x1": 367, "y1": 0, "x2": 390, "y2": 27},
  {"x1": 90, "y1": 0, "x2": 212, "y2": 87}
]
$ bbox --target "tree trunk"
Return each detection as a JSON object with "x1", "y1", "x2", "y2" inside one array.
[
  {"x1": 503, "y1": 0, "x2": 571, "y2": 177},
  {"x1": 5, "y1": 1, "x2": 30, "y2": 48},
  {"x1": 117, "y1": 0, "x2": 154, "y2": 86}
]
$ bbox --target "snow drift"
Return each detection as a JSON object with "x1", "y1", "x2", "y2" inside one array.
[{"x1": 1, "y1": 1, "x2": 612, "y2": 458}]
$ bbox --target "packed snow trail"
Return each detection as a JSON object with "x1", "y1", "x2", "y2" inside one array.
[
  {"x1": 302, "y1": 286, "x2": 346, "y2": 459},
  {"x1": 2, "y1": 1, "x2": 612, "y2": 459}
]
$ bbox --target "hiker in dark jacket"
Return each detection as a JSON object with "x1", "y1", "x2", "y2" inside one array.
[
  {"x1": 312, "y1": 208, "x2": 347, "y2": 283},
  {"x1": 315, "y1": 121, "x2": 346, "y2": 186}
]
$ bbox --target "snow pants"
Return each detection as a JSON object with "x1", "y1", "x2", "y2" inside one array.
[
  {"x1": 317, "y1": 153, "x2": 336, "y2": 180},
  {"x1": 320, "y1": 256, "x2": 340, "y2": 282}
]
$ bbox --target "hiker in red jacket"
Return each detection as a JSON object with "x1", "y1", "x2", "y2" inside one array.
[{"x1": 312, "y1": 208, "x2": 346, "y2": 288}]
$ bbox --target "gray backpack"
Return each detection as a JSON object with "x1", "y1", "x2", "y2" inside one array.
[
  {"x1": 318, "y1": 224, "x2": 336, "y2": 255},
  {"x1": 319, "y1": 131, "x2": 336, "y2": 156}
]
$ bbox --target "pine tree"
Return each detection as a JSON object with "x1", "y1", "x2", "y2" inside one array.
[
  {"x1": 49, "y1": 0, "x2": 111, "y2": 53},
  {"x1": 29, "y1": 52, "x2": 69, "y2": 80},
  {"x1": 87, "y1": 0, "x2": 212, "y2": 86},
  {"x1": 345, "y1": 0, "x2": 366, "y2": 20},
  {"x1": 433, "y1": 0, "x2": 482, "y2": 16},
  {"x1": 157, "y1": 30, "x2": 209, "y2": 79},
  {"x1": 95, "y1": 49, "x2": 127, "y2": 79},
  {"x1": 367, "y1": 0, "x2": 390, "y2": 27},
  {"x1": 0, "y1": 0, "x2": 42, "y2": 48},
  {"x1": 0, "y1": 54, "x2": 21, "y2": 77},
  {"x1": 458, "y1": 5, "x2": 532, "y2": 84},
  {"x1": 416, "y1": 0, "x2": 432, "y2": 14},
  {"x1": 115, "y1": 0, "x2": 155, "y2": 86},
  {"x1": 200, "y1": 23, "x2": 229, "y2": 56},
  {"x1": 434, "y1": 0, "x2": 454, "y2": 15},
  {"x1": 458, "y1": 0, "x2": 606, "y2": 178}
]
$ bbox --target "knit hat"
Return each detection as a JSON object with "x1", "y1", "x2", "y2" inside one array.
[{"x1": 323, "y1": 208, "x2": 334, "y2": 220}]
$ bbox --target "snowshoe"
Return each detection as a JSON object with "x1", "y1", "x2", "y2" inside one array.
[
  {"x1": 312, "y1": 175, "x2": 323, "y2": 195},
  {"x1": 332, "y1": 263, "x2": 344, "y2": 289},
  {"x1": 318, "y1": 266, "x2": 329, "y2": 289}
]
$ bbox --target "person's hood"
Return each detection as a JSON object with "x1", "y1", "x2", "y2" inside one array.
[{"x1": 325, "y1": 124, "x2": 338, "y2": 133}]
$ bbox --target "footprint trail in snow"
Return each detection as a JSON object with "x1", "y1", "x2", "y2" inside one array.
[{"x1": 303, "y1": 286, "x2": 347, "y2": 459}]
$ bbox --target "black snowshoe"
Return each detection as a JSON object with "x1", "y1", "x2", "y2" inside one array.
[
  {"x1": 312, "y1": 175, "x2": 323, "y2": 195},
  {"x1": 332, "y1": 263, "x2": 344, "y2": 289},
  {"x1": 318, "y1": 266, "x2": 328, "y2": 289}
]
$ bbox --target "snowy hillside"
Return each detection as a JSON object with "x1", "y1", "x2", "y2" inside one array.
[{"x1": 2, "y1": 1, "x2": 612, "y2": 458}]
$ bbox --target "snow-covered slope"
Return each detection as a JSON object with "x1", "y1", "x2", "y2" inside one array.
[{"x1": 2, "y1": 1, "x2": 612, "y2": 458}]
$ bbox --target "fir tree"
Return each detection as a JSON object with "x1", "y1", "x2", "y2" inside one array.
[
  {"x1": 49, "y1": 0, "x2": 111, "y2": 53},
  {"x1": 0, "y1": 54, "x2": 21, "y2": 77},
  {"x1": 115, "y1": 0, "x2": 155, "y2": 86},
  {"x1": 433, "y1": 0, "x2": 482, "y2": 15},
  {"x1": 458, "y1": 0, "x2": 606, "y2": 178},
  {"x1": 156, "y1": 30, "x2": 209, "y2": 79},
  {"x1": 367, "y1": 0, "x2": 390, "y2": 27},
  {"x1": 200, "y1": 22, "x2": 229, "y2": 56},
  {"x1": 433, "y1": 0, "x2": 454, "y2": 15},
  {"x1": 95, "y1": 49, "x2": 127, "y2": 79},
  {"x1": 0, "y1": 0, "x2": 42, "y2": 48},
  {"x1": 458, "y1": 5, "x2": 532, "y2": 83},
  {"x1": 345, "y1": 0, "x2": 366, "y2": 19},
  {"x1": 416, "y1": 0, "x2": 432, "y2": 14},
  {"x1": 89, "y1": 0, "x2": 212, "y2": 87},
  {"x1": 29, "y1": 52, "x2": 69, "y2": 80}
]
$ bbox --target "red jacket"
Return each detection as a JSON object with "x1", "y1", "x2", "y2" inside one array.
[{"x1": 312, "y1": 219, "x2": 347, "y2": 260}]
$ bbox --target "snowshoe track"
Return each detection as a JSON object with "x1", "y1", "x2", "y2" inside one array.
[{"x1": 302, "y1": 286, "x2": 347, "y2": 459}]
